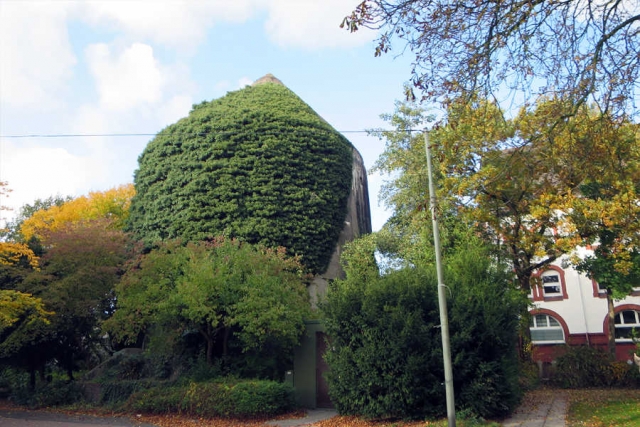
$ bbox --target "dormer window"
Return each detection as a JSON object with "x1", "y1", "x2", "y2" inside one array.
[
  {"x1": 531, "y1": 266, "x2": 567, "y2": 301},
  {"x1": 542, "y1": 273, "x2": 561, "y2": 296}
]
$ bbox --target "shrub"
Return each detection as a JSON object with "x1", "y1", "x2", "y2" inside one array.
[
  {"x1": 98, "y1": 379, "x2": 160, "y2": 404},
  {"x1": 518, "y1": 361, "x2": 541, "y2": 391},
  {"x1": 322, "y1": 242, "x2": 524, "y2": 420},
  {"x1": 619, "y1": 362, "x2": 640, "y2": 387},
  {"x1": 552, "y1": 346, "x2": 613, "y2": 388},
  {"x1": 10, "y1": 379, "x2": 84, "y2": 408},
  {"x1": 126, "y1": 378, "x2": 294, "y2": 418}
]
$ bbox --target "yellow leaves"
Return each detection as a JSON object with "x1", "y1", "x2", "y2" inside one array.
[
  {"x1": 432, "y1": 95, "x2": 640, "y2": 274},
  {"x1": 20, "y1": 184, "x2": 135, "y2": 241},
  {"x1": 0, "y1": 242, "x2": 38, "y2": 269},
  {"x1": 0, "y1": 290, "x2": 53, "y2": 330}
]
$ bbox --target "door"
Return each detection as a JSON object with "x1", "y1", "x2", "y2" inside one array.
[{"x1": 315, "y1": 331, "x2": 333, "y2": 408}]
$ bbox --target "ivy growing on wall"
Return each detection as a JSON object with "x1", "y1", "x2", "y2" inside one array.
[{"x1": 128, "y1": 82, "x2": 353, "y2": 274}]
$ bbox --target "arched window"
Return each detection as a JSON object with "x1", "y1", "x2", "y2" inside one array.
[
  {"x1": 530, "y1": 313, "x2": 565, "y2": 344},
  {"x1": 614, "y1": 310, "x2": 640, "y2": 341}
]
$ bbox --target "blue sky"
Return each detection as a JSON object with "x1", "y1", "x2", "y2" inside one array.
[{"x1": 0, "y1": 0, "x2": 417, "y2": 231}]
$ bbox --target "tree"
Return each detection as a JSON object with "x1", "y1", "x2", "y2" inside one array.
[
  {"x1": 433, "y1": 98, "x2": 638, "y2": 291},
  {"x1": 573, "y1": 182, "x2": 640, "y2": 358},
  {"x1": 343, "y1": 0, "x2": 640, "y2": 118},
  {"x1": 367, "y1": 101, "x2": 470, "y2": 270},
  {"x1": 19, "y1": 219, "x2": 133, "y2": 380},
  {"x1": 128, "y1": 80, "x2": 353, "y2": 274},
  {"x1": 2, "y1": 195, "x2": 72, "y2": 242},
  {"x1": 19, "y1": 184, "x2": 134, "y2": 241},
  {"x1": 106, "y1": 238, "x2": 311, "y2": 367},
  {"x1": 0, "y1": 290, "x2": 53, "y2": 388},
  {"x1": 0, "y1": 243, "x2": 39, "y2": 270},
  {"x1": 0, "y1": 181, "x2": 11, "y2": 232},
  {"x1": 0, "y1": 183, "x2": 40, "y2": 289},
  {"x1": 0, "y1": 290, "x2": 51, "y2": 330}
]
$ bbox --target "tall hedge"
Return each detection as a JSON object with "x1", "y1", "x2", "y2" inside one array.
[
  {"x1": 128, "y1": 82, "x2": 353, "y2": 274},
  {"x1": 322, "y1": 239, "x2": 525, "y2": 419}
]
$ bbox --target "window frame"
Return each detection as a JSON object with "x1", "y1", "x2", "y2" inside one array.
[
  {"x1": 614, "y1": 310, "x2": 640, "y2": 342},
  {"x1": 531, "y1": 265, "x2": 568, "y2": 301},
  {"x1": 530, "y1": 313, "x2": 566, "y2": 345},
  {"x1": 541, "y1": 272, "x2": 562, "y2": 297}
]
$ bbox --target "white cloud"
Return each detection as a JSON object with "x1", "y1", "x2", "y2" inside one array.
[
  {"x1": 79, "y1": 0, "x2": 258, "y2": 51},
  {"x1": 238, "y1": 77, "x2": 254, "y2": 88},
  {"x1": 158, "y1": 95, "x2": 194, "y2": 127},
  {"x1": 212, "y1": 77, "x2": 255, "y2": 97},
  {"x1": 86, "y1": 43, "x2": 164, "y2": 111},
  {"x1": 0, "y1": 141, "x2": 103, "y2": 218},
  {"x1": 80, "y1": 0, "x2": 374, "y2": 51},
  {"x1": 0, "y1": 2, "x2": 76, "y2": 109},
  {"x1": 263, "y1": 0, "x2": 375, "y2": 49}
]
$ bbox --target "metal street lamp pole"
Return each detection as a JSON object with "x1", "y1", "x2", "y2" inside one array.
[{"x1": 424, "y1": 131, "x2": 456, "y2": 427}]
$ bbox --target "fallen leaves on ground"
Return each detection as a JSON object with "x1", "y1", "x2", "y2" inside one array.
[
  {"x1": 137, "y1": 410, "x2": 307, "y2": 427},
  {"x1": 314, "y1": 415, "x2": 433, "y2": 427},
  {"x1": 566, "y1": 388, "x2": 640, "y2": 427}
]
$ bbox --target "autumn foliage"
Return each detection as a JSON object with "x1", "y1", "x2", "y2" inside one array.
[{"x1": 19, "y1": 184, "x2": 134, "y2": 241}]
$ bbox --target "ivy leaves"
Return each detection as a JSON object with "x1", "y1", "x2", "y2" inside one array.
[{"x1": 129, "y1": 83, "x2": 352, "y2": 274}]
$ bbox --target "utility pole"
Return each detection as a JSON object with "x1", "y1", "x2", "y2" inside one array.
[{"x1": 424, "y1": 131, "x2": 456, "y2": 427}]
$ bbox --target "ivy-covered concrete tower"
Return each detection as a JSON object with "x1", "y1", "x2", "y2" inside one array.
[{"x1": 129, "y1": 74, "x2": 371, "y2": 289}]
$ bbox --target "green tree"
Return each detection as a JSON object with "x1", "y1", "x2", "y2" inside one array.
[
  {"x1": 343, "y1": 1, "x2": 640, "y2": 118},
  {"x1": 367, "y1": 101, "x2": 469, "y2": 270},
  {"x1": 106, "y1": 238, "x2": 310, "y2": 367},
  {"x1": 128, "y1": 81, "x2": 353, "y2": 274}
]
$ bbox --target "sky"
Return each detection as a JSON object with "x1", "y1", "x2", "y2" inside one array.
[{"x1": 0, "y1": 0, "x2": 417, "y2": 232}]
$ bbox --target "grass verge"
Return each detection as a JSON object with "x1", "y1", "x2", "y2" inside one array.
[{"x1": 567, "y1": 388, "x2": 640, "y2": 427}]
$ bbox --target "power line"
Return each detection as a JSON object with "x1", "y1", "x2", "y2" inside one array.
[{"x1": 0, "y1": 129, "x2": 419, "y2": 139}]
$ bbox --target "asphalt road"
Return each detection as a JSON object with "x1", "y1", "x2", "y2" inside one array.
[{"x1": 0, "y1": 409, "x2": 158, "y2": 427}]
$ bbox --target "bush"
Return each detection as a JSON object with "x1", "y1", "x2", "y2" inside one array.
[
  {"x1": 553, "y1": 346, "x2": 640, "y2": 388},
  {"x1": 518, "y1": 361, "x2": 541, "y2": 391},
  {"x1": 552, "y1": 346, "x2": 613, "y2": 388},
  {"x1": 322, "y1": 242, "x2": 524, "y2": 420},
  {"x1": 98, "y1": 379, "x2": 161, "y2": 404},
  {"x1": 10, "y1": 379, "x2": 84, "y2": 408},
  {"x1": 126, "y1": 378, "x2": 294, "y2": 418}
]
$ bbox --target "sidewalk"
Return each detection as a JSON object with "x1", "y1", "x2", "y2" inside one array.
[
  {"x1": 266, "y1": 409, "x2": 338, "y2": 427},
  {"x1": 500, "y1": 391, "x2": 568, "y2": 427}
]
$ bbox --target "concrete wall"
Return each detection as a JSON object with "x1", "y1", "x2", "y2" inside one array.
[
  {"x1": 295, "y1": 147, "x2": 372, "y2": 407},
  {"x1": 308, "y1": 147, "x2": 372, "y2": 307}
]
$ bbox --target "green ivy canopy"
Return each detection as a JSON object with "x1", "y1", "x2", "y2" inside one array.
[{"x1": 128, "y1": 78, "x2": 353, "y2": 274}]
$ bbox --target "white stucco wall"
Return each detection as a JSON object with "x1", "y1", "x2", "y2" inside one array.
[{"x1": 531, "y1": 254, "x2": 640, "y2": 337}]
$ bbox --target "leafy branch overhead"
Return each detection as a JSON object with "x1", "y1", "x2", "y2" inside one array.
[
  {"x1": 372, "y1": 98, "x2": 640, "y2": 291},
  {"x1": 344, "y1": 0, "x2": 640, "y2": 118}
]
